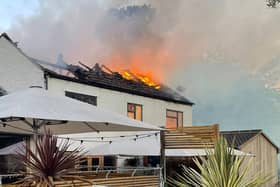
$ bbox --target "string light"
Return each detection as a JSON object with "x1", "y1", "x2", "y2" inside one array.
[
  {"x1": 58, "y1": 132, "x2": 159, "y2": 144},
  {"x1": 73, "y1": 132, "x2": 158, "y2": 140},
  {"x1": 3, "y1": 123, "x2": 160, "y2": 144}
]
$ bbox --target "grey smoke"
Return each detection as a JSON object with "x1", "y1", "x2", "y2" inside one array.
[
  {"x1": 170, "y1": 59, "x2": 280, "y2": 146},
  {"x1": 0, "y1": 87, "x2": 7, "y2": 96},
  {"x1": 2, "y1": 0, "x2": 280, "y2": 146}
]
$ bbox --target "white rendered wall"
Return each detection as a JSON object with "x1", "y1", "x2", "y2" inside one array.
[
  {"x1": 0, "y1": 37, "x2": 44, "y2": 93},
  {"x1": 47, "y1": 77, "x2": 192, "y2": 127}
]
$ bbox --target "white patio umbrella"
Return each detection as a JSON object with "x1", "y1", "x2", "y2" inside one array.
[{"x1": 0, "y1": 87, "x2": 161, "y2": 135}]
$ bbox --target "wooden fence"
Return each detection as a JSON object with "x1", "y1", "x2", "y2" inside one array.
[{"x1": 163, "y1": 124, "x2": 219, "y2": 149}]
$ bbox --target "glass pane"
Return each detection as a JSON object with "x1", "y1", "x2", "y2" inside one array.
[
  {"x1": 127, "y1": 112, "x2": 135, "y2": 119},
  {"x1": 135, "y1": 105, "x2": 142, "y2": 121},
  {"x1": 166, "y1": 117, "x2": 177, "y2": 128},
  {"x1": 92, "y1": 158, "x2": 99, "y2": 165},
  {"x1": 178, "y1": 112, "x2": 183, "y2": 127},
  {"x1": 65, "y1": 91, "x2": 97, "y2": 106},
  {"x1": 128, "y1": 104, "x2": 135, "y2": 112},
  {"x1": 167, "y1": 110, "x2": 177, "y2": 118},
  {"x1": 80, "y1": 158, "x2": 88, "y2": 171}
]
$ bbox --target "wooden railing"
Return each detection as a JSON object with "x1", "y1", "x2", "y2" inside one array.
[
  {"x1": 3, "y1": 167, "x2": 161, "y2": 187},
  {"x1": 163, "y1": 124, "x2": 219, "y2": 149},
  {"x1": 54, "y1": 175, "x2": 160, "y2": 187}
]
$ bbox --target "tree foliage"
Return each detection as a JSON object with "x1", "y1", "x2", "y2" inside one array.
[
  {"x1": 0, "y1": 87, "x2": 7, "y2": 96},
  {"x1": 267, "y1": 0, "x2": 280, "y2": 7}
]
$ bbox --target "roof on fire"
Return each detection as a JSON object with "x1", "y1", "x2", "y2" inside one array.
[
  {"x1": 40, "y1": 63, "x2": 194, "y2": 106},
  {"x1": 0, "y1": 33, "x2": 193, "y2": 106},
  {"x1": 221, "y1": 129, "x2": 279, "y2": 153}
]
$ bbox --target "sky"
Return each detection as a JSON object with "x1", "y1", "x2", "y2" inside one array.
[
  {"x1": 0, "y1": 0, "x2": 39, "y2": 30},
  {"x1": 1, "y1": 0, "x2": 280, "y2": 147}
]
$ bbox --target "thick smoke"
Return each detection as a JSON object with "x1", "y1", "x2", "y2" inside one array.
[
  {"x1": 3, "y1": 0, "x2": 280, "y2": 146},
  {"x1": 6, "y1": 0, "x2": 280, "y2": 74},
  {"x1": 7, "y1": 0, "x2": 184, "y2": 81},
  {"x1": 170, "y1": 59, "x2": 280, "y2": 145}
]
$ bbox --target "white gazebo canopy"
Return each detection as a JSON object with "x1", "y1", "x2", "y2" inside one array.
[
  {"x1": 0, "y1": 87, "x2": 161, "y2": 135},
  {"x1": 0, "y1": 134, "x2": 253, "y2": 157},
  {"x1": 61, "y1": 132, "x2": 253, "y2": 157}
]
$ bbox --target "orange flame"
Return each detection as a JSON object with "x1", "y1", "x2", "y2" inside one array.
[
  {"x1": 120, "y1": 70, "x2": 161, "y2": 89},
  {"x1": 101, "y1": 46, "x2": 175, "y2": 90}
]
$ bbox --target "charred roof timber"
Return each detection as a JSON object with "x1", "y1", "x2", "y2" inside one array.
[
  {"x1": 37, "y1": 60, "x2": 193, "y2": 105},
  {"x1": 0, "y1": 32, "x2": 192, "y2": 105}
]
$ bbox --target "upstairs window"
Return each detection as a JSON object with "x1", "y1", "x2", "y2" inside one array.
[
  {"x1": 127, "y1": 103, "x2": 143, "y2": 121},
  {"x1": 166, "y1": 109, "x2": 183, "y2": 128},
  {"x1": 65, "y1": 91, "x2": 97, "y2": 106}
]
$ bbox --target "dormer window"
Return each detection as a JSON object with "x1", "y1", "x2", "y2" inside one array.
[
  {"x1": 127, "y1": 103, "x2": 143, "y2": 121},
  {"x1": 166, "y1": 109, "x2": 183, "y2": 128}
]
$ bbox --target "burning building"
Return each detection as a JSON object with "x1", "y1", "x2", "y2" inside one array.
[
  {"x1": 0, "y1": 32, "x2": 194, "y2": 179},
  {"x1": 0, "y1": 33, "x2": 193, "y2": 128},
  {"x1": 40, "y1": 61, "x2": 194, "y2": 128}
]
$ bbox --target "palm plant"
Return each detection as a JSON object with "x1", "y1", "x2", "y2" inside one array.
[
  {"x1": 16, "y1": 128, "x2": 91, "y2": 187},
  {"x1": 168, "y1": 138, "x2": 269, "y2": 187}
]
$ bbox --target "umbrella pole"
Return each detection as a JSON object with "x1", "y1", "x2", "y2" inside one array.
[{"x1": 32, "y1": 119, "x2": 39, "y2": 155}]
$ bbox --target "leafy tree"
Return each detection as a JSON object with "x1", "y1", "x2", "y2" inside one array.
[
  {"x1": 267, "y1": 0, "x2": 280, "y2": 7},
  {"x1": 0, "y1": 87, "x2": 7, "y2": 96}
]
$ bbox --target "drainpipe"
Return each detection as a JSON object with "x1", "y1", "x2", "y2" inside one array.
[{"x1": 160, "y1": 130, "x2": 166, "y2": 186}]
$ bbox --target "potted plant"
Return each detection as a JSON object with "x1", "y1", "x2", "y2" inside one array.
[{"x1": 16, "y1": 129, "x2": 91, "y2": 187}]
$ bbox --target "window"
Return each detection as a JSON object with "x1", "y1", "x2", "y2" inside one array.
[
  {"x1": 166, "y1": 109, "x2": 183, "y2": 128},
  {"x1": 79, "y1": 158, "x2": 88, "y2": 171},
  {"x1": 127, "y1": 103, "x2": 143, "y2": 121},
  {"x1": 92, "y1": 158, "x2": 99, "y2": 166},
  {"x1": 65, "y1": 91, "x2": 97, "y2": 106}
]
